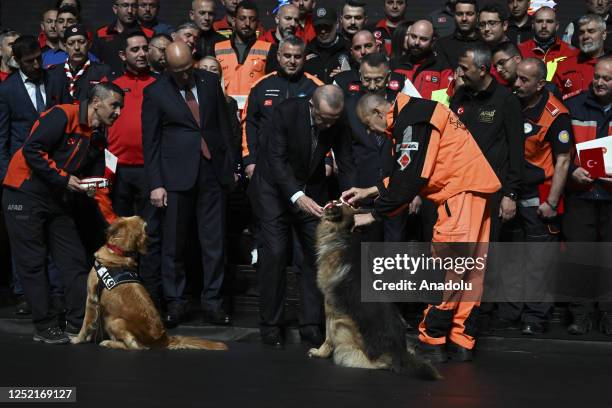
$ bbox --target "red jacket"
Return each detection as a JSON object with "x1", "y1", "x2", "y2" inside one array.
[
  {"x1": 371, "y1": 19, "x2": 396, "y2": 55},
  {"x1": 552, "y1": 53, "x2": 598, "y2": 100},
  {"x1": 108, "y1": 71, "x2": 156, "y2": 166},
  {"x1": 519, "y1": 37, "x2": 578, "y2": 63},
  {"x1": 392, "y1": 54, "x2": 453, "y2": 100}
]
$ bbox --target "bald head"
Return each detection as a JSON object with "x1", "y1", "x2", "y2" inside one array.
[
  {"x1": 166, "y1": 41, "x2": 193, "y2": 71},
  {"x1": 406, "y1": 20, "x2": 436, "y2": 59},
  {"x1": 313, "y1": 85, "x2": 344, "y2": 111},
  {"x1": 351, "y1": 30, "x2": 378, "y2": 62},
  {"x1": 356, "y1": 93, "x2": 390, "y2": 133},
  {"x1": 311, "y1": 85, "x2": 345, "y2": 130},
  {"x1": 166, "y1": 41, "x2": 195, "y2": 88},
  {"x1": 276, "y1": 4, "x2": 300, "y2": 39}
]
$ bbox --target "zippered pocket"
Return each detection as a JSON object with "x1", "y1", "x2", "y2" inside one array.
[{"x1": 64, "y1": 139, "x2": 82, "y2": 171}]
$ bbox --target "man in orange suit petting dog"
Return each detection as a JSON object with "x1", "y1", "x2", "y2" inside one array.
[{"x1": 342, "y1": 92, "x2": 501, "y2": 363}]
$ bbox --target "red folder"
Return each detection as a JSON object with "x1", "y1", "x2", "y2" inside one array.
[
  {"x1": 538, "y1": 183, "x2": 564, "y2": 214},
  {"x1": 579, "y1": 147, "x2": 607, "y2": 179}
]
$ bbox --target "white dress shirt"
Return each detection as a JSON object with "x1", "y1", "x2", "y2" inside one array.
[
  {"x1": 179, "y1": 84, "x2": 199, "y2": 103},
  {"x1": 19, "y1": 70, "x2": 46, "y2": 111}
]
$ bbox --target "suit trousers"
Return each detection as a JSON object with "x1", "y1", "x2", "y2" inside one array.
[
  {"x1": 563, "y1": 196, "x2": 612, "y2": 316},
  {"x1": 160, "y1": 158, "x2": 226, "y2": 314},
  {"x1": 258, "y1": 207, "x2": 322, "y2": 332},
  {"x1": 2, "y1": 188, "x2": 88, "y2": 331},
  {"x1": 112, "y1": 165, "x2": 147, "y2": 217}
]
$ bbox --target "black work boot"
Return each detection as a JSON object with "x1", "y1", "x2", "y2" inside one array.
[
  {"x1": 600, "y1": 312, "x2": 612, "y2": 335},
  {"x1": 567, "y1": 314, "x2": 593, "y2": 335},
  {"x1": 415, "y1": 341, "x2": 447, "y2": 364},
  {"x1": 447, "y1": 341, "x2": 474, "y2": 362}
]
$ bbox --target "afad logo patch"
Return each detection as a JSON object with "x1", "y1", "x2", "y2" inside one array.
[{"x1": 264, "y1": 99, "x2": 273, "y2": 106}]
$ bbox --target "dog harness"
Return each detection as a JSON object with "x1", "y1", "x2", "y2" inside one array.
[{"x1": 94, "y1": 259, "x2": 142, "y2": 292}]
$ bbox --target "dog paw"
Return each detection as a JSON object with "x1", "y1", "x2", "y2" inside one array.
[
  {"x1": 70, "y1": 336, "x2": 84, "y2": 344},
  {"x1": 308, "y1": 348, "x2": 319, "y2": 358},
  {"x1": 99, "y1": 340, "x2": 112, "y2": 348}
]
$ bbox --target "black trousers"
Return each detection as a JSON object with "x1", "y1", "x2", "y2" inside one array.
[
  {"x1": 112, "y1": 165, "x2": 147, "y2": 217},
  {"x1": 497, "y1": 204, "x2": 559, "y2": 324},
  {"x1": 159, "y1": 159, "x2": 226, "y2": 314},
  {"x1": 2, "y1": 189, "x2": 88, "y2": 331},
  {"x1": 563, "y1": 196, "x2": 612, "y2": 316},
  {"x1": 258, "y1": 207, "x2": 322, "y2": 332}
]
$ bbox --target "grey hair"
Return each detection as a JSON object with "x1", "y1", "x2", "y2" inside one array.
[
  {"x1": 464, "y1": 43, "x2": 492, "y2": 72},
  {"x1": 173, "y1": 21, "x2": 199, "y2": 34},
  {"x1": 523, "y1": 57, "x2": 547, "y2": 81},
  {"x1": 577, "y1": 14, "x2": 606, "y2": 31},
  {"x1": 278, "y1": 35, "x2": 305, "y2": 54},
  {"x1": 313, "y1": 85, "x2": 344, "y2": 111}
]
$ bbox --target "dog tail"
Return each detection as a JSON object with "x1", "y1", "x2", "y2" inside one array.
[
  {"x1": 394, "y1": 351, "x2": 443, "y2": 381},
  {"x1": 166, "y1": 336, "x2": 228, "y2": 351}
]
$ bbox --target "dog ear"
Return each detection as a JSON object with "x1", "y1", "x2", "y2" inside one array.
[{"x1": 106, "y1": 218, "x2": 126, "y2": 242}]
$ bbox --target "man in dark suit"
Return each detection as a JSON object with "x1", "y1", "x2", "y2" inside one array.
[
  {"x1": 249, "y1": 85, "x2": 356, "y2": 348},
  {"x1": 142, "y1": 41, "x2": 235, "y2": 328}
]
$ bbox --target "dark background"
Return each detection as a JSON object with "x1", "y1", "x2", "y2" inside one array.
[{"x1": 0, "y1": 0, "x2": 583, "y2": 37}]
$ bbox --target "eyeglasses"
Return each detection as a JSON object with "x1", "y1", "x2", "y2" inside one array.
[
  {"x1": 478, "y1": 20, "x2": 502, "y2": 29},
  {"x1": 494, "y1": 57, "x2": 513, "y2": 70},
  {"x1": 115, "y1": 3, "x2": 137, "y2": 9},
  {"x1": 149, "y1": 44, "x2": 166, "y2": 53}
]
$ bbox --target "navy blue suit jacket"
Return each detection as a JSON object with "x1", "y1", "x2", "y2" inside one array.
[{"x1": 141, "y1": 69, "x2": 235, "y2": 192}]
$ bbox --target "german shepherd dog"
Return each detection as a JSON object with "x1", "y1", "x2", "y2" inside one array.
[
  {"x1": 71, "y1": 216, "x2": 227, "y2": 351},
  {"x1": 308, "y1": 204, "x2": 441, "y2": 380}
]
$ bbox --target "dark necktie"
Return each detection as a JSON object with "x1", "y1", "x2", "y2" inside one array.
[
  {"x1": 184, "y1": 87, "x2": 212, "y2": 160},
  {"x1": 310, "y1": 125, "x2": 318, "y2": 159},
  {"x1": 27, "y1": 78, "x2": 45, "y2": 114}
]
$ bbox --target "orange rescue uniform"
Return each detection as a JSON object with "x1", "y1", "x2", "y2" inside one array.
[
  {"x1": 373, "y1": 94, "x2": 501, "y2": 349},
  {"x1": 215, "y1": 39, "x2": 271, "y2": 110}
]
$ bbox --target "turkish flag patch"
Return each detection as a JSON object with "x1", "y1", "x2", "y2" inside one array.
[
  {"x1": 397, "y1": 152, "x2": 411, "y2": 170},
  {"x1": 457, "y1": 106, "x2": 465, "y2": 115},
  {"x1": 349, "y1": 83, "x2": 360, "y2": 92},
  {"x1": 264, "y1": 99, "x2": 273, "y2": 106},
  {"x1": 388, "y1": 80, "x2": 400, "y2": 91}
]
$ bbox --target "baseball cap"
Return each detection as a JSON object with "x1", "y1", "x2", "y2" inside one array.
[{"x1": 313, "y1": 5, "x2": 338, "y2": 27}]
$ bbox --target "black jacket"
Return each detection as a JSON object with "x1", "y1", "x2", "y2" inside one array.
[
  {"x1": 243, "y1": 70, "x2": 322, "y2": 166},
  {"x1": 196, "y1": 29, "x2": 226, "y2": 59},
  {"x1": 435, "y1": 31, "x2": 485, "y2": 69},
  {"x1": 250, "y1": 98, "x2": 356, "y2": 218},
  {"x1": 304, "y1": 36, "x2": 350, "y2": 84},
  {"x1": 47, "y1": 61, "x2": 112, "y2": 102},
  {"x1": 141, "y1": 69, "x2": 235, "y2": 192},
  {"x1": 0, "y1": 71, "x2": 70, "y2": 180},
  {"x1": 450, "y1": 78, "x2": 524, "y2": 197}
]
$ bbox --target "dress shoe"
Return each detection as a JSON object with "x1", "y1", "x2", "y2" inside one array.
[
  {"x1": 299, "y1": 326, "x2": 323, "y2": 346},
  {"x1": 600, "y1": 312, "x2": 612, "y2": 335},
  {"x1": 14, "y1": 296, "x2": 31, "y2": 315},
  {"x1": 567, "y1": 314, "x2": 593, "y2": 335},
  {"x1": 204, "y1": 310, "x2": 232, "y2": 326},
  {"x1": 490, "y1": 317, "x2": 519, "y2": 331},
  {"x1": 415, "y1": 342, "x2": 447, "y2": 364},
  {"x1": 521, "y1": 322, "x2": 546, "y2": 335},
  {"x1": 447, "y1": 341, "x2": 473, "y2": 362},
  {"x1": 261, "y1": 329, "x2": 284, "y2": 349}
]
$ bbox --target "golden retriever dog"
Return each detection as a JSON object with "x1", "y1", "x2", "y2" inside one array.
[
  {"x1": 308, "y1": 204, "x2": 441, "y2": 380},
  {"x1": 71, "y1": 216, "x2": 227, "y2": 351}
]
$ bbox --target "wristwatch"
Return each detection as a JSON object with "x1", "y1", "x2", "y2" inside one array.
[{"x1": 504, "y1": 191, "x2": 518, "y2": 201}]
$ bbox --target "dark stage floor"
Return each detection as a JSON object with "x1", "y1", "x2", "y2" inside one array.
[{"x1": 1, "y1": 328, "x2": 612, "y2": 408}]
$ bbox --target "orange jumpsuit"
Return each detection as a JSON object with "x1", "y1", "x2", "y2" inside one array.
[{"x1": 373, "y1": 94, "x2": 501, "y2": 349}]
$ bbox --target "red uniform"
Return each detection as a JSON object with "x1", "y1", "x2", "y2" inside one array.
[
  {"x1": 108, "y1": 71, "x2": 156, "y2": 166},
  {"x1": 518, "y1": 37, "x2": 579, "y2": 80},
  {"x1": 392, "y1": 54, "x2": 454, "y2": 100},
  {"x1": 552, "y1": 53, "x2": 599, "y2": 100}
]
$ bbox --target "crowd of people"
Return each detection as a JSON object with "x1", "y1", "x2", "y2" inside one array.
[{"x1": 0, "y1": 0, "x2": 610, "y2": 363}]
